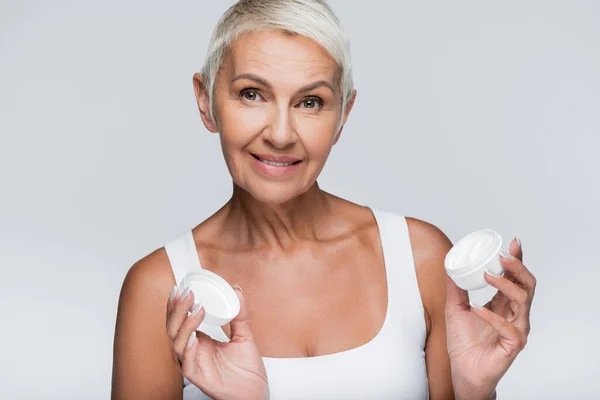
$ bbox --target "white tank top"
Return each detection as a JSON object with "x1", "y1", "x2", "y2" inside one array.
[{"x1": 164, "y1": 208, "x2": 429, "y2": 399}]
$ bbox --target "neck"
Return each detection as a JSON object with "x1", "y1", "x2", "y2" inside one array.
[{"x1": 222, "y1": 181, "x2": 333, "y2": 249}]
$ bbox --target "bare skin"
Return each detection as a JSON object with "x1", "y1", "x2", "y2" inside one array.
[
  {"x1": 112, "y1": 193, "x2": 455, "y2": 399},
  {"x1": 112, "y1": 30, "x2": 534, "y2": 400}
]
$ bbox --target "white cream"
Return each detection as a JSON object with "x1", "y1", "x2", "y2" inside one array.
[{"x1": 445, "y1": 229, "x2": 504, "y2": 290}]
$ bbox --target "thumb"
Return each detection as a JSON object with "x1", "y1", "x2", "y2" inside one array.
[
  {"x1": 509, "y1": 237, "x2": 523, "y2": 262},
  {"x1": 229, "y1": 285, "x2": 254, "y2": 343}
]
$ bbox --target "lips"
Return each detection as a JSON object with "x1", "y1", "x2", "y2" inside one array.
[
  {"x1": 250, "y1": 153, "x2": 303, "y2": 177},
  {"x1": 251, "y1": 153, "x2": 302, "y2": 166}
]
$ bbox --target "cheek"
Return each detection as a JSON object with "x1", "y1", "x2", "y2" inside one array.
[
  {"x1": 222, "y1": 102, "x2": 267, "y2": 135},
  {"x1": 219, "y1": 99, "x2": 265, "y2": 139},
  {"x1": 294, "y1": 116, "x2": 339, "y2": 159},
  {"x1": 218, "y1": 104, "x2": 265, "y2": 162}
]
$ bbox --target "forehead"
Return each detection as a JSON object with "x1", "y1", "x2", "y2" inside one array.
[{"x1": 224, "y1": 30, "x2": 339, "y2": 87}]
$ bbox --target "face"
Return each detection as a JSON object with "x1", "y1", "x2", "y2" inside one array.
[{"x1": 194, "y1": 30, "x2": 356, "y2": 205}]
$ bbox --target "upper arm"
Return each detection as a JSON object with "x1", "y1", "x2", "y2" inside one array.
[
  {"x1": 406, "y1": 217, "x2": 455, "y2": 400},
  {"x1": 111, "y1": 248, "x2": 182, "y2": 400}
]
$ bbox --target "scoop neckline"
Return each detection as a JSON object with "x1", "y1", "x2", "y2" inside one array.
[{"x1": 192, "y1": 206, "x2": 391, "y2": 361}]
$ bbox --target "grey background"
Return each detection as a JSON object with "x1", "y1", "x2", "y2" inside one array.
[{"x1": 1, "y1": 0, "x2": 599, "y2": 398}]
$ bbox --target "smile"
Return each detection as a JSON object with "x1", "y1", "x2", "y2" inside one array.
[
  {"x1": 250, "y1": 153, "x2": 303, "y2": 177},
  {"x1": 251, "y1": 154, "x2": 302, "y2": 166}
]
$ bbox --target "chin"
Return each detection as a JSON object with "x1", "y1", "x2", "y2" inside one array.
[{"x1": 241, "y1": 180, "x2": 313, "y2": 206}]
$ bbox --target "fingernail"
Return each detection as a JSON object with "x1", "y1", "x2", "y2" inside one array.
[
  {"x1": 187, "y1": 332, "x2": 196, "y2": 348},
  {"x1": 181, "y1": 286, "x2": 191, "y2": 300},
  {"x1": 168, "y1": 285, "x2": 177, "y2": 302},
  {"x1": 469, "y1": 301, "x2": 484, "y2": 310},
  {"x1": 515, "y1": 236, "x2": 522, "y2": 249},
  {"x1": 485, "y1": 268, "x2": 501, "y2": 278},
  {"x1": 232, "y1": 284, "x2": 243, "y2": 293},
  {"x1": 499, "y1": 250, "x2": 516, "y2": 260},
  {"x1": 190, "y1": 301, "x2": 203, "y2": 317}
]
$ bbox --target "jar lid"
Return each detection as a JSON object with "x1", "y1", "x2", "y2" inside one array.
[
  {"x1": 179, "y1": 270, "x2": 240, "y2": 326},
  {"x1": 445, "y1": 229, "x2": 502, "y2": 277}
]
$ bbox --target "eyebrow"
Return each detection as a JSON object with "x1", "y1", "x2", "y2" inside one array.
[{"x1": 231, "y1": 73, "x2": 335, "y2": 93}]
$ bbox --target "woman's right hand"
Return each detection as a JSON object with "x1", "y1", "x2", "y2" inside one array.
[{"x1": 166, "y1": 284, "x2": 269, "y2": 400}]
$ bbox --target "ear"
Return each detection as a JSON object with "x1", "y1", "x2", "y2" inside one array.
[
  {"x1": 192, "y1": 72, "x2": 219, "y2": 133},
  {"x1": 333, "y1": 89, "x2": 357, "y2": 145}
]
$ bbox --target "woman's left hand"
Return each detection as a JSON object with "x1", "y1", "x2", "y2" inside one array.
[{"x1": 445, "y1": 238, "x2": 536, "y2": 399}]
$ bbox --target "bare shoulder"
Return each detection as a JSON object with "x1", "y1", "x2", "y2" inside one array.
[
  {"x1": 112, "y1": 247, "x2": 180, "y2": 399},
  {"x1": 405, "y1": 217, "x2": 453, "y2": 269},
  {"x1": 121, "y1": 247, "x2": 176, "y2": 302},
  {"x1": 405, "y1": 217, "x2": 453, "y2": 334}
]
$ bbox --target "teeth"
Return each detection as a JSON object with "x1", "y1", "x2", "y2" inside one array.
[{"x1": 259, "y1": 158, "x2": 295, "y2": 167}]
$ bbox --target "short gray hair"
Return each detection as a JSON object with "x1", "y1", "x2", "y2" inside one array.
[{"x1": 200, "y1": 0, "x2": 354, "y2": 129}]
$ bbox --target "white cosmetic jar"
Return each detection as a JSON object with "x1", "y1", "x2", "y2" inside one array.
[
  {"x1": 179, "y1": 270, "x2": 241, "y2": 326},
  {"x1": 444, "y1": 229, "x2": 504, "y2": 291}
]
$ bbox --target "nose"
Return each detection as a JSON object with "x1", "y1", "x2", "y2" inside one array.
[{"x1": 264, "y1": 106, "x2": 296, "y2": 149}]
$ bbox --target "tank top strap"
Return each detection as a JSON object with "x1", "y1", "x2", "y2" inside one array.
[
  {"x1": 164, "y1": 230, "x2": 203, "y2": 287},
  {"x1": 370, "y1": 208, "x2": 427, "y2": 346},
  {"x1": 164, "y1": 230, "x2": 229, "y2": 346}
]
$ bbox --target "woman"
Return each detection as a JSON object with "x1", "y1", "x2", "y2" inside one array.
[{"x1": 112, "y1": 0, "x2": 536, "y2": 399}]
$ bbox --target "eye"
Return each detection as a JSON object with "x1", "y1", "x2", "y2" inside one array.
[
  {"x1": 298, "y1": 97, "x2": 324, "y2": 109},
  {"x1": 240, "y1": 89, "x2": 263, "y2": 102}
]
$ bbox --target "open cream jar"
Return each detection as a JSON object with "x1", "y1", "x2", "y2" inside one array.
[
  {"x1": 445, "y1": 229, "x2": 504, "y2": 291},
  {"x1": 179, "y1": 270, "x2": 240, "y2": 326}
]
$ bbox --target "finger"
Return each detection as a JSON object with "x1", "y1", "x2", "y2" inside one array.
[
  {"x1": 469, "y1": 302, "x2": 527, "y2": 355},
  {"x1": 182, "y1": 331, "x2": 198, "y2": 377},
  {"x1": 509, "y1": 237, "x2": 523, "y2": 262},
  {"x1": 173, "y1": 301, "x2": 206, "y2": 361},
  {"x1": 499, "y1": 251, "x2": 536, "y2": 296},
  {"x1": 484, "y1": 270, "x2": 528, "y2": 307},
  {"x1": 167, "y1": 284, "x2": 187, "y2": 317},
  {"x1": 229, "y1": 285, "x2": 255, "y2": 342},
  {"x1": 445, "y1": 274, "x2": 470, "y2": 315},
  {"x1": 166, "y1": 286, "x2": 195, "y2": 340},
  {"x1": 166, "y1": 285, "x2": 178, "y2": 316}
]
